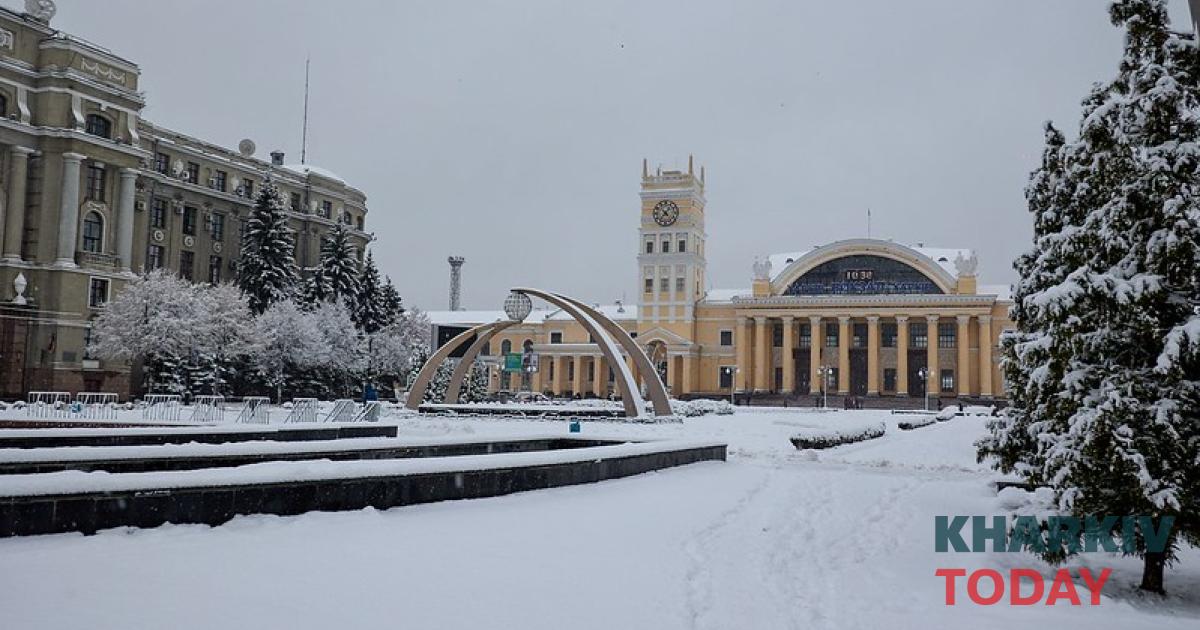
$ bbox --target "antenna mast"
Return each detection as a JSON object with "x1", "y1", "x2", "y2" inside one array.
[{"x1": 301, "y1": 56, "x2": 310, "y2": 165}]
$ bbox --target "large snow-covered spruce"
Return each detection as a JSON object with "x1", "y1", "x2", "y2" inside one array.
[
  {"x1": 238, "y1": 183, "x2": 299, "y2": 314},
  {"x1": 305, "y1": 223, "x2": 361, "y2": 308},
  {"x1": 980, "y1": 0, "x2": 1199, "y2": 594}
]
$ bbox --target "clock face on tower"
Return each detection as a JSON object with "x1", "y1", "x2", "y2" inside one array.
[{"x1": 652, "y1": 200, "x2": 679, "y2": 226}]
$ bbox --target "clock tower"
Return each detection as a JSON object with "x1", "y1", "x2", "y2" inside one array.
[{"x1": 637, "y1": 155, "x2": 707, "y2": 334}]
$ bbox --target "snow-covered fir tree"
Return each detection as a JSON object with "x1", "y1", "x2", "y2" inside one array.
[
  {"x1": 979, "y1": 0, "x2": 1199, "y2": 594},
  {"x1": 353, "y1": 250, "x2": 387, "y2": 333},
  {"x1": 380, "y1": 275, "x2": 404, "y2": 327},
  {"x1": 461, "y1": 359, "x2": 491, "y2": 403},
  {"x1": 238, "y1": 182, "x2": 298, "y2": 314},
  {"x1": 306, "y1": 223, "x2": 361, "y2": 308}
]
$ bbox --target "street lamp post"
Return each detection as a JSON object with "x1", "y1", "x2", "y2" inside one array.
[
  {"x1": 817, "y1": 366, "x2": 833, "y2": 409},
  {"x1": 724, "y1": 367, "x2": 740, "y2": 405},
  {"x1": 917, "y1": 367, "x2": 930, "y2": 411}
]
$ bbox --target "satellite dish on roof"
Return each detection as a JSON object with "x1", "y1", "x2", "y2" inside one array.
[{"x1": 237, "y1": 138, "x2": 256, "y2": 157}]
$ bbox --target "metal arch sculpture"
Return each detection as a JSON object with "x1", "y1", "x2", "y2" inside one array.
[
  {"x1": 562, "y1": 294, "x2": 672, "y2": 417},
  {"x1": 509, "y1": 287, "x2": 646, "y2": 417},
  {"x1": 443, "y1": 319, "x2": 521, "y2": 404},
  {"x1": 404, "y1": 288, "x2": 671, "y2": 418},
  {"x1": 405, "y1": 321, "x2": 510, "y2": 411}
]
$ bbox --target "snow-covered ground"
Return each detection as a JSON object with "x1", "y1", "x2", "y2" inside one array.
[{"x1": 0, "y1": 408, "x2": 1196, "y2": 629}]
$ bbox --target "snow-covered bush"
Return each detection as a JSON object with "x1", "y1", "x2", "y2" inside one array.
[
  {"x1": 898, "y1": 414, "x2": 937, "y2": 430},
  {"x1": 935, "y1": 407, "x2": 957, "y2": 422},
  {"x1": 671, "y1": 399, "x2": 735, "y2": 417},
  {"x1": 789, "y1": 422, "x2": 885, "y2": 450}
]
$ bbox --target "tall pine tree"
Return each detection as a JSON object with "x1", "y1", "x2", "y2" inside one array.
[
  {"x1": 238, "y1": 182, "x2": 298, "y2": 313},
  {"x1": 979, "y1": 0, "x2": 1199, "y2": 593},
  {"x1": 307, "y1": 223, "x2": 361, "y2": 308},
  {"x1": 353, "y1": 250, "x2": 387, "y2": 333}
]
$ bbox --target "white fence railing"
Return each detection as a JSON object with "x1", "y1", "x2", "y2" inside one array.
[
  {"x1": 190, "y1": 395, "x2": 225, "y2": 423},
  {"x1": 324, "y1": 399, "x2": 357, "y2": 423},
  {"x1": 142, "y1": 394, "x2": 183, "y2": 422},
  {"x1": 285, "y1": 398, "x2": 319, "y2": 423},
  {"x1": 235, "y1": 397, "x2": 271, "y2": 424}
]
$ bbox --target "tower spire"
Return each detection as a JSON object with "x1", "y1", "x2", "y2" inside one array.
[
  {"x1": 642, "y1": 158, "x2": 648, "y2": 178},
  {"x1": 688, "y1": 154, "x2": 694, "y2": 175}
]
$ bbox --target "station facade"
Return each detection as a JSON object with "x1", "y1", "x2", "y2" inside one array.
[{"x1": 434, "y1": 160, "x2": 1014, "y2": 402}]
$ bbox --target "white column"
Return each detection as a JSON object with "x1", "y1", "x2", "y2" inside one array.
[
  {"x1": 55, "y1": 152, "x2": 87, "y2": 266},
  {"x1": 116, "y1": 168, "x2": 138, "y2": 272},
  {"x1": 2, "y1": 146, "x2": 34, "y2": 261}
]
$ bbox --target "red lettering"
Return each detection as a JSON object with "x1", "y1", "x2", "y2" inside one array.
[
  {"x1": 1010, "y1": 569, "x2": 1044, "y2": 605},
  {"x1": 1045, "y1": 569, "x2": 1082, "y2": 605},
  {"x1": 935, "y1": 568, "x2": 967, "y2": 605},
  {"x1": 1078, "y1": 568, "x2": 1112, "y2": 605},
  {"x1": 967, "y1": 568, "x2": 1005, "y2": 605}
]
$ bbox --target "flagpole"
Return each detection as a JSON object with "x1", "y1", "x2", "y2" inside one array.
[{"x1": 301, "y1": 56, "x2": 310, "y2": 165}]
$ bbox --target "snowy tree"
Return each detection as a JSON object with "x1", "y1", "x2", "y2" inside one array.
[
  {"x1": 979, "y1": 0, "x2": 1199, "y2": 594},
  {"x1": 461, "y1": 359, "x2": 491, "y2": 403},
  {"x1": 88, "y1": 270, "x2": 201, "y2": 392},
  {"x1": 188, "y1": 283, "x2": 255, "y2": 395},
  {"x1": 304, "y1": 224, "x2": 361, "y2": 308},
  {"x1": 353, "y1": 250, "x2": 387, "y2": 333},
  {"x1": 363, "y1": 308, "x2": 430, "y2": 396},
  {"x1": 238, "y1": 182, "x2": 298, "y2": 314},
  {"x1": 380, "y1": 276, "x2": 404, "y2": 327},
  {"x1": 247, "y1": 300, "x2": 331, "y2": 402}
]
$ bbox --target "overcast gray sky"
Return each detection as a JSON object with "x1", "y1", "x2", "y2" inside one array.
[{"x1": 49, "y1": 0, "x2": 1195, "y2": 311}]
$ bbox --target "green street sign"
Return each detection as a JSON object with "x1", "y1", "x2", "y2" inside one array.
[{"x1": 504, "y1": 353, "x2": 523, "y2": 372}]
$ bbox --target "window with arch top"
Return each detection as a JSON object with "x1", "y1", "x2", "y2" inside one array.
[
  {"x1": 85, "y1": 114, "x2": 113, "y2": 139},
  {"x1": 82, "y1": 211, "x2": 104, "y2": 253}
]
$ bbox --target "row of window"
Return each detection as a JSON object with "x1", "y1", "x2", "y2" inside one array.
[
  {"x1": 716, "y1": 366, "x2": 957, "y2": 391},
  {"x1": 717, "y1": 322, "x2": 962, "y2": 348},
  {"x1": 643, "y1": 265, "x2": 689, "y2": 294},
  {"x1": 152, "y1": 151, "x2": 365, "y2": 231},
  {"x1": 148, "y1": 198, "x2": 229, "y2": 240},
  {"x1": 643, "y1": 233, "x2": 691, "y2": 255},
  {"x1": 145, "y1": 245, "x2": 224, "y2": 284}
]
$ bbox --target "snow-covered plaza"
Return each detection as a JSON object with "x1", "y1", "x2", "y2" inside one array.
[{"x1": 1, "y1": 407, "x2": 1196, "y2": 630}]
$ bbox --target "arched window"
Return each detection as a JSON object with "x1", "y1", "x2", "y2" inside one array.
[
  {"x1": 0, "y1": 93, "x2": 7, "y2": 118},
  {"x1": 500, "y1": 340, "x2": 512, "y2": 354},
  {"x1": 85, "y1": 114, "x2": 112, "y2": 139},
  {"x1": 82, "y1": 212, "x2": 104, "y2": 253}
]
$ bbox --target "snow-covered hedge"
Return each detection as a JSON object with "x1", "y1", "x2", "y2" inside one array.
[
  {"x1": 789, "y1": 422, "x2": 885, "y2": 450},
  {"x1": 935, "y1": 407, "x2": 957, "y2": 422},
  {"x1": 897, "y1": 414, "x2": 937, "y2": 430},
  {"x1": 671, "y1": 399, "x2": 735, "y2": 417}
]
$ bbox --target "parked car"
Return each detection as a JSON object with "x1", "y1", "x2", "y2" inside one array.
[{"x1": 514, "y1": 391, "x2": 551, "y2": 404}]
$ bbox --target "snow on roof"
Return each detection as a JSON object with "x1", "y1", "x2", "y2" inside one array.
[
  {"x1": 283, "y1": 163, "x2": 345, "y2": 183},
  {"x1": 765, "y1": 243, "x2": 970, "y2": 281},
  {"x1": 705, "y1": 288, "x2": 749, "y2": 303},
  {"x1": 544, "y1": 303, "x2": 637, "y2": 322},
  {"x1": 912, "y1": 246, "x2": 971, "y2": 276},
  {"x1": 977, "y1": 284, "x2": 1013, "y2": 301},
  {"x1": 425, "y1": 309, "x2": 552, "y2": 326}
]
